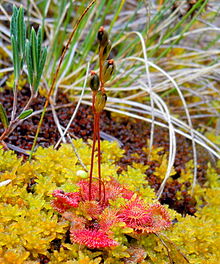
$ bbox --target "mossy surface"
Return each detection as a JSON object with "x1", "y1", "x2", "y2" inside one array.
[{"x1": 0, "y1": 140, "x2": 219, "y2": 264}]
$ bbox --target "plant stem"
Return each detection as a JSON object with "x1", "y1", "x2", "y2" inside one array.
[
  {"x1": 0, "y1": 92, "x2": 35, "y2": 143},
  {"x1": 11, "y1": 81, "x2": 18, "y2": 122},
  {"x1": 0, "y1": 128, "x2": 9, "y2": 142},
  {"x1": 89, "y1": 110, "x2": 97, "y2": 200},
  {"x1": 96, "y1": 113, "x2": 101, "y2": 201}
]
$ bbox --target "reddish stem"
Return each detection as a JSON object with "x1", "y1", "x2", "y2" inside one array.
[
  {"x1": 96, "y1": 113, "x2": 101, "y2": 201},
  {"x1": 88, "y1": 111, "x2": 102, "y2": 202},
  {"x1": 89, "y1": 94, "x2": 97, "y2": 200}
]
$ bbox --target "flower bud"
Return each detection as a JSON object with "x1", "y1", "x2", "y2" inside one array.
[
  {"x1": 97, "y1": 26, "x2": 108, "y2": 47},
  {"x1": 101, "y1": 40, "x2": 112, "y2": 61},
  {"x1": 94, "y1": 91, "x2": 107, "y2": 113},
  {"x1": 103, "y1": 59, "x2": 115, "y2": 83},
  {"x1": 88, "y1": 71, "x2": 99, "y2": 91}
]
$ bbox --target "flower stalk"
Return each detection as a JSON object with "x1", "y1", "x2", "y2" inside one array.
[{"x1": 88, "y1": 26, "x2": 115, "y2": 202}]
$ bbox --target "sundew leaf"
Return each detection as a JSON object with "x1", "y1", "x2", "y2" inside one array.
[
  {"x1": 18, "y1": 109, "x2": 33, "y2": 120},
  {"x1": 0, "y1": 103, "x2": 9, "y2": 129}
]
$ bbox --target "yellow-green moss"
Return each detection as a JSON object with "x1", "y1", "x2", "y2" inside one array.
[{"x1": 0, "y1": 140, "x2": 219, "y2": 263}]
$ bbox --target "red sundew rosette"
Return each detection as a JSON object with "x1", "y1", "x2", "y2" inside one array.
[
  {"x1": 78, "y1": 178, "x2": 134, "y2": 205},
  {"x1": 51, "y1": 190, "x2": 81, "y2": 213},
  {"x1": 104, "y1": 178, "x2": 135, "y2": 202},
  {"x1": 77, "y1": 180, "x2": 100, "y2": 201},
  {"x1": 117, "y1": 198, "x2": 153, "y2": 228},
  {"x1": 117, "y1": 199, "x2": 171, "y2": 233},
  {"x1": 78, "y1": 200, "x2": 103, "y2": 219},
  {"x1": 142, "y1": 203, "x2": 172, "y2": 233},
  {"x1": 71, "y1": 229, "x2": 118, "y2": 249},
  {"x1": 98, "y1": 208, "x2": 119, "y2": 233}
]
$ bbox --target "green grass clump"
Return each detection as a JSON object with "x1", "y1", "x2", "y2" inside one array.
[{"x1": 0, "y1": 141, "x2": 219, "y2": 263}]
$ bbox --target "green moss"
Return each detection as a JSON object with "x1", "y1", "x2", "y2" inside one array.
[
  {"x1": 165, "y1": 188, "x2": 220, "y2": 264},
  {"x1": 0, "y1": 140, "x2": 219, "y2": 263},
  {"x1": 0, "y1": 146, "x2": 21, "y2": 173}
]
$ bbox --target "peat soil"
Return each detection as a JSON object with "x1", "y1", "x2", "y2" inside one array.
[{"x1": 0, "y1": 87, "x2": 210, "y2": 215}]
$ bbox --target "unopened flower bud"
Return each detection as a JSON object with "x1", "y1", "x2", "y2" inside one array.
[
  {"x1": 101, "y1": 40, "x2": 112, "y2": 61},
  {"x1": 94, "y1": 91, "x2": 107, "y2": 113},
  {"x1": 88, "y1": 71, "x2": 99, "y2": 91},
  {"x1": 103, "y1": 59, "x2": 115, "y2": 83},
  {"x1": 97, "y1": 26, "x2": 109, "y2": 47}
]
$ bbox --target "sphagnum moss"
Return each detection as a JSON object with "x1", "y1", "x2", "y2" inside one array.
[{"x1": 0, "y1": 141, "x2": 220, "y2": 263}]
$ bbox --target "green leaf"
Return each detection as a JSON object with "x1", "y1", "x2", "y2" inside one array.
[
  {"x1": 37, "y1": 27, "x2": 42, "y2": 64},
  {"x1": 25, "y1": 40, "x2": 33, "y2": 85},
  {"x1": 17, "y1": 7, "x2": 24, "y2": 54},
  {"x1": 17, "y1": 7, "x2": 26, "y2": 63},
  {"x1": 10, "y1": 5, "x2": 26, "y2": 79},
  {"x1": 39, "y1": 47, "x2": 47, "y2": 73},
  {"x1": 18, "y1": 109, "x2": 33, "y2": 119},
  {"x1": 0, "y1": 103, "x2": 9, "y2": 129},
  {"x1": 30, "y1": 27, "x2": 38, "y2": 74},
  {"x1": 35, "y1": 47, "x2": 47, "y2": 92},
  {"x1": 11, "y1": 35, "x2": 19, "y2": 81},
  {"x1": 10, "y1": 5, "x2": 18, "y2": 38}
]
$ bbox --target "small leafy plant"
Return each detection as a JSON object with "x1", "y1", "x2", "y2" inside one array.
[
  {"x1": 51, "y1": 27, "x2": 174, "y2": 262},
  {"x1": 0, "y1": 5, "x2": 47, "y2": 147}
]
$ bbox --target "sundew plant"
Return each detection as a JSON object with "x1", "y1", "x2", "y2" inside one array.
[
  {"x1": 50, "y1": 25, "x2": 173, "y2": 255},
  {"x1": 0, "y1": 0, "x2": 220, "y2": 263}
]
